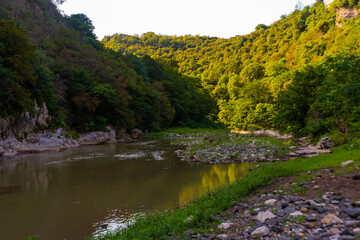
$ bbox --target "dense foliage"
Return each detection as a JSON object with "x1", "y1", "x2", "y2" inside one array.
[
  {"x1": 103, "y1": 0, "x2": 360, "y2": 140},
  {"x1": 0, "y1": 0, "x2": 216, "y2": 133},
  {"x1": 1, "y1": 0, "x2": 360, "y2": 141}
]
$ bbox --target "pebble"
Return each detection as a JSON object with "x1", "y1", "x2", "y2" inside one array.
[
  {"x1": 218, "y1": 222, "x2": 233, "y2": 229},
  {"x1": 330, "y1": 227, "x2": 341, "y2": 234},
  {"x1": 290, "y1": 211, "x2": 304, "y2": 216},
  {"x1": 265, "y1": 199, "x2": 277, "y2": 205},
  {"x1": 330, "y1": 234, "x2": 341, "y2": 240},
  {"x1": 322, "y1": 214, "x2": 343, "y2": 224},
  {"x1": 195, "y1": 170, "x2": 360, "y2": 240},
  {"x1": 344, "y1": 208, "x2": 360, "y2": 218},
  {"x1": 217, "y1": 234, "x2": 228, "y2": 239},
  {"x1": 340, "y1": 236, "x2": 355, "y2": 240},
  {"x1": 345, "y1": 220, "x2": 357, "y2": 227}
]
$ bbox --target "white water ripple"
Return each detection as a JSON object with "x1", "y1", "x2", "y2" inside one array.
[
  {"x1": 114, "y1": 152, "x2": 146, "y2": 159},
  {"x1": 152, "y1": 151, "x2": 165, "y2": 160}
]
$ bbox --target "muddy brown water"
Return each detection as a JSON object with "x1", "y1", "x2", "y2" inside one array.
[{"x1": 0, "y1": 139, "x2": 253, "y2": 240}]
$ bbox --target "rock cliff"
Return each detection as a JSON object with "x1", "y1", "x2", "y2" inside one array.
[{"x1": 0, "y1": 103, "x2": 142, "y2": 159}]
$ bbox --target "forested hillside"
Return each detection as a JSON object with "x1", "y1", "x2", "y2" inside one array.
[
  {"x1": 0, "y1": 0, "x2": 216, "y2": 134},
  {"x1": 103, "y1": 0, "x2": 360, "y2": 142},
  {"x1": 1, "y1": 0, "x2": 360, "y2": 143}
]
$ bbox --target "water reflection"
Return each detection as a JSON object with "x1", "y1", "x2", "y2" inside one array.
[
  {"x1": 178, "y1": 163, "x2": 250, "y2": 204},
  {"x1": 0, "y1": 140, "x2": 254, "y2": 240}
]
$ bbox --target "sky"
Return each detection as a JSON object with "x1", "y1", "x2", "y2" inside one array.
[{"x1": 59, "y1": 0, "x2": 317, "y2": 40}]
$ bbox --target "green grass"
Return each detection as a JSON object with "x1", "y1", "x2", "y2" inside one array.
[
  {"x1": 96, "y1": 146, "x2": 360, "y2": 240},
  {"x1": 143, "y1": 127, "x2": 230, "y2": 138}
]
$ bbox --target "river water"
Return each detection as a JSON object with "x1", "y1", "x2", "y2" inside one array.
[{"x1": 0, "y1": 139, "x2": 253, "y2": 240}]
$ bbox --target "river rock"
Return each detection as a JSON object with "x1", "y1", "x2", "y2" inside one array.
[
  {"x1": 130, "y1": 128, "x2": 143, "y2": 139},
  {"x1": 265, "y1": 199, "x2": 277, "y2": 205},
  {"x1": 290, "y1": 211, "x2": 304, "y2": 217},
  {"x1": 79, "y1": 126, "x2": 116, "y2": 145},
  {"x1": 316, "y1": 137, "x2": 335, "y2": 149},
  {"x1": 218, "y1": 222, "x2": 233, "y2": 229},
  {"x1": 321, "y1": 214, "x2": 344, "y2": 224},
  {"x1": 256, "y1": 210, "x2": 277, "y2": 223},
  {"x1": 344, "y1": 208, "x2": 360, "y2": 218},
  {"x1": 251, "y1": 226, "x2": 270, "y2": 237},
  {"x1": 342, "y1": 161, "x2": 354, "y2": 167},
  {"x1": 330, "y1": 227, "x2": 341, "y2": 234}
]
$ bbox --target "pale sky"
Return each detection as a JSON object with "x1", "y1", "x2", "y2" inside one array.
[{"x1": 59, "y1": 0, "x2": 316, "y2": 40}]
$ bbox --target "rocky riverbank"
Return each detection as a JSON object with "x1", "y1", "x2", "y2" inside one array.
[
  {"x1": 187, "y1": 165, "x2": 360, "y2": 240},
  {"x1": 0, "y1": 126, "x2": 143, "y2": 159},
  {"x1": 174, "y1": 132, "x2": 334, "y2": 164},
  {"x1": 0, "y1": 102, "x2": 143, "y2": 159}
]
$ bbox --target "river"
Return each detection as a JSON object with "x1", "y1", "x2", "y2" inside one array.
[{"x1": 0, "y1": 139, "x2": 253, "y2": 240}]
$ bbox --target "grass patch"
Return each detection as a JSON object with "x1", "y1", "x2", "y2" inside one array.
[
  {"x1": 177, "y1": 133, "x2": 290, "y2": 163},
  {"x1": 143, "y1": 127, "x2": 230, "y2": 139},
  {"x1": 96, "y1": 146, "x2": 360, "y2": 240}
]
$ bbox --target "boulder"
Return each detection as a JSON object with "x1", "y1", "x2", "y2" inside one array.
[
  {"x1": 79, "y1": 126, "x2": 116, "y2": 145},
  {"x1": 130, "y1": 128, "x2": 143, "y2": 139},
  {"x1": 316, "y1": 137, "x2": 335, "y2": 149}
]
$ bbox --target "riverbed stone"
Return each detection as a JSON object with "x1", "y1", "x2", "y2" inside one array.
[
  {"x1": 340, "y1": 236, "x2": 355, "y2": 240},
  {"x1": 265, "y1": 199, "x2": 277, "y2": 205},
  {"x1": 342, "y1": 161, "x2": 354, "y2": 167},
  {"x1": 218, "y1": 222, "x2": 233, "y2": 229},
  {"x1": 290, "y1": 211, "x2": 304, "y2": 217},
  {"x1": 330, "y1": 227, "x2": 341, "y2": 234},
  {"x1": 255, "y1": 210, "x2": 277, "y2": 223},
  {"x1": 344, "y1": 208, "x2": 360, "y2": 218},
  {"x1": 321, "y1": 214, "x2": 344, "y2": 224},
  {"x1": 251, "y1": 226, "x2": 270, "y2": 237}
]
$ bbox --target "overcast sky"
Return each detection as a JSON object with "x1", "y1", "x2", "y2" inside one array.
[{"x1": 59, "y1": 0, "x2": 316, "y2": 40}]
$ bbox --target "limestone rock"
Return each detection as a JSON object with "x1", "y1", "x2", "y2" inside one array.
[
  {"x1": 130, "y1": 128, "x2": 143, "y2": 139},
  {"x1": 251, "y1": 226, "x2": 270, "y2": 237},
  {"x1": 79, "y1": 126, "x2": 116, "y2": 145},
  {"x1": 290, "y1": 211, "x2": 304, "y2": 217},
  {"x1": 321, "y1": 214, "x2": 343, "y2": 224},
  {"x1": 265, "y1": 199, "x2": 277, "y2": 205},
  {"x1": 218, "y1": 222, "x2": 233, "y2": 229},
  {"x1": 316, "y1": 137, "x2": 335, "y2": 149},
  {"x1": 342, "y1": 161, "x2": 354, "y2": 167},
  {"x1": 336, "y1": 8, "x2": 360, "y2": 27},
  {"x1": 256, "y1": 210, "x2": 277, "y2": 223}
]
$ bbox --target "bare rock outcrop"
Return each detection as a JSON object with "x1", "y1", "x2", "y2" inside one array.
[
  {"x1": 79, "y1": 126, "x2": 117, "y2": 145},
  {"x1": 0, "y1": 102, "x2": 137, "y2": 158},
  {"x1": 316, "y1": 137, "x2": 335, "y2": 149},
  {"x1": 336, "y1": 8, "x2": 360, "y2": 27}
]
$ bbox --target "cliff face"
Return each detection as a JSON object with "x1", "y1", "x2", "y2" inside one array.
[
  {"x1": 336, "y1": 8, "x2": 360, "y2": 27},
  {"x1": 0, "y1": 102, "x2": 50, "y2": 140},
  {"x1": 0, "y1": 102, "x2": 143, "y2": 159}
]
